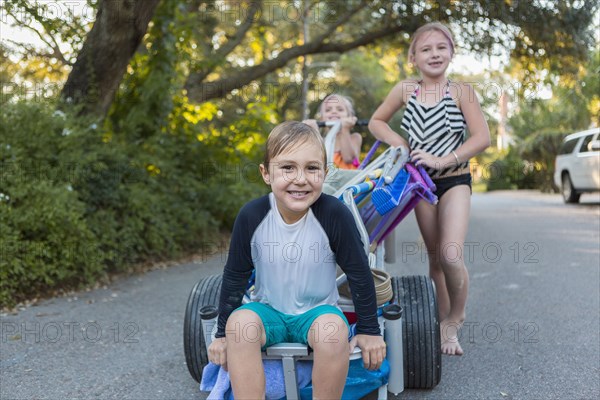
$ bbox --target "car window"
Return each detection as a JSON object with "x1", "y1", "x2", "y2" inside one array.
[
  {"x1": 559, "y1": 137, "x2": 579, "y2": 155},
  {"x1": 579, "y1": 135, "x2": 594, "y2": 153},
  {"x1": 587, "y1": 134, "x2": 600, "y2": 152}
]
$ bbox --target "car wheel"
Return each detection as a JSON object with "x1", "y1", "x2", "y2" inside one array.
[{"x1": 561, "y1": 173, "x2": 580, "y2": 203}]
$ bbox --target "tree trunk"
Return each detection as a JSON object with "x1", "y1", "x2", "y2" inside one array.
[{"x1": 60, "y1": 0, "x2": 160, "y2": 117}]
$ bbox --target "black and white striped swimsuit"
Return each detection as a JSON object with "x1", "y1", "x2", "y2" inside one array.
[{"x1": 400, "y1": 81, "x2": 468, "y2": 178}]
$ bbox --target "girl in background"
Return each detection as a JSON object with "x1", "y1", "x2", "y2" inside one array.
[{"x1": 304, "y1": 93, "x2": 362, "y2": 169}]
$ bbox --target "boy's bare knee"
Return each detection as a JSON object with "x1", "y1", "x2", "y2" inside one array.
[
  {"x1": 228, "y1": 309, "x2": 262, "y2": 325},
  {"x1": 226, "y1": 310, "x2": 265, "y2": 346},
  {"x1": 309, "y1": 314, "x2": 348, "y2": 353}
]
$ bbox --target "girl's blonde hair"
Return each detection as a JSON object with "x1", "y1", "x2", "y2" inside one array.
[
  {"x1": 408, "y1": 22, "x2": 456, "y2": 62},
  {"x1": 263, "y1": 121, "x2": 326, "y2": 167},
  {"x1": 316, "y1": 94, "x2": 356, "y2": 119}
]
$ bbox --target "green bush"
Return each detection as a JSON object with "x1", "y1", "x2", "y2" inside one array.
[
  {"x1": 1, "y1": 101, "x2": 268, "y2": 308},
  {"x1": 483, "y1": 156, "x2": 518, "y2": 191},
  {"x1": 1, "y1": 104, "x2": 104, "y2": 306},
  {"x1": 480, "y1": 146, "x2": 551, "y2": 192},
  {"x1": 483, "y1": 149, "x2": 534, "y2": 191},
  {"x1": 519, "y1": 131, "x2": 565, "y2": 192}
]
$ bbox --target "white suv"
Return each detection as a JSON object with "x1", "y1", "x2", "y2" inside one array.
[{"x1": 554, "y1": 128, "x2": 600, "y2": 203}]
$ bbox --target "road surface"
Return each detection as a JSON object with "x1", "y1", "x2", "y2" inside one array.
[{"x1": 1, "y1": 191, "x2": 599, "y2": 399}]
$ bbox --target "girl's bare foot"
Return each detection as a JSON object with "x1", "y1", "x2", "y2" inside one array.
[{"x1": 440, "y1": 319, "x2": 464, "y2": 356}]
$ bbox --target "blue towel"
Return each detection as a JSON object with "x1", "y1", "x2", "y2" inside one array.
[
  {"x1": 300, "y1": 359, "x2": 390, "y2": 400},
  {"x1": 200, "y1": 363, "x2": 232, "y2": 399},
  {"x1": 200, "y1": 360, "x2": 313, "y2": 399}
]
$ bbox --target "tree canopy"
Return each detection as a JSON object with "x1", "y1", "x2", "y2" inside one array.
[{"x1": 2, "y1": 0, "x2": 598, "y2": 117}]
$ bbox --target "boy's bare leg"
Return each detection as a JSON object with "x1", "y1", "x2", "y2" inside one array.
[
  {"x1": 308, "y1": 314, "x2": 350, "y2": 399},
  {"x1": 436, "y1": 186, "x2": 471, "y2": 355},
  {"x1": 226, "y1": 310, "x2": 267, "y2": 399}
]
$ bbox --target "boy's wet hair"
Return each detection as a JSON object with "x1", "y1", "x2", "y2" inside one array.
[
  {"x1": 408, "y1": 22, "x2": 456, "y2": 62},
  {"x1": 264, "y1": 121, "x2": 327, "y2": 168},
  {"x1": 316, "y1": 93, "x2": 356, "y2": 119}
]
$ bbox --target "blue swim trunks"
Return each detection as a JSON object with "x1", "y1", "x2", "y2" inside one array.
[{"x1": 232, "y1": 303, "x2": 349, "y2": 350}]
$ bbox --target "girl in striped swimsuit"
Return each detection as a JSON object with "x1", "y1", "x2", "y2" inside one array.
[{"x1": 369, "y1": 22, "x2": 490, "y2": 356}]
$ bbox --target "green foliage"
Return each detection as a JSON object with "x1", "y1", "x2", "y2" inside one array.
[
  {"x1": 109, "y1": 0, "x2": 184, "y2": 137},
  {"x1": 518, "y1": 130, "x2": 566, "y2": 192},
  {"x1": 483, "y1": 126, "x2": 571, "y2": 193},
  {"x1": 503, "y1": 47, "x2": 599, "y2": 192},
  {"x1": 1, "y1": 102, "x2": 104, "y2": 306},
  {"x1": 0, "y1": 99, "x2": 269, "y2": 308},
  {"x1": 336, "y1": 51, "x2": 397, "y2": 118},
  {"x1": 481, "y1": 149, "x2": 539, "y2": 192},
  {"x1": 580, "y1": 49, "x2": 600, "y2": 127},
  {"x1": 510, "y1": 92, "x2": 591, "y2": 141},
  {"x1": 190, "y1": 101, "x2": 273, "y2": 228},
  {"x1": 0, "y1": 44, "x2": 18, "y2": 106},
  {"x1": 493, "y1": 45, "x2": 599, "y2": 193},
  {"x1": 488, "y1": 124, "x2": 581, "y2": 194}
]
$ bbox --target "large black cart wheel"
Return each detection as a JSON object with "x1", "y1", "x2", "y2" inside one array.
[
  {"x1": 561, "y1": 172, "x2": 580, "y2": 203},
  {"x1": 183, "y1": 274, "x2": 222, "y2": 383},
  {"x1": 393, "y1": 275, "x2": 442, "y2": 389}
]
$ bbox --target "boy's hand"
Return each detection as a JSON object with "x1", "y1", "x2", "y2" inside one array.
[
  {"x1": 208, "y1": 337, "x2": 228, "y2": 371},
  {"x1": 349, "y1": 334, "x2": 387, "y2": 370}
]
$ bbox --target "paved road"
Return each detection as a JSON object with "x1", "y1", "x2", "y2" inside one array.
[{"x1": 1, "y1": 191, "x2": 599, "y2": 399}]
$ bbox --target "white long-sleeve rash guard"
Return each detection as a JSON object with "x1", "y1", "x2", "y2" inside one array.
[{"x1": 215, "y1": 192, "x2": 381, "y2": 338}]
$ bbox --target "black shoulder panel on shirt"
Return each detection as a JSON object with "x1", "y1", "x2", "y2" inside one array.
[{"x1": 215, "y1": 195, "x2": 271, "y2": 338}]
